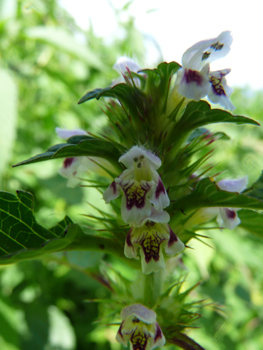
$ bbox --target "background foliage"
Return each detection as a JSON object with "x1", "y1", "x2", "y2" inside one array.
[{"x1": 0, "y1": 0, "x2": 263, "y2": 349}]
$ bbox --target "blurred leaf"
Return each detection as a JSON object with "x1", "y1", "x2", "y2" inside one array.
[
  {"x1": 13, "y1": 135, "x2": 123, "y2": 171},
  {"x1": 245, "y1": 171, "x2": 263, "y2": 200},
  {"x1": 0, "y1": 191, "x2": 125, "y2": 265},
  {"x1": 171, "y1": 178, "x2": 263, "y2": 214},
  {"x1": 0, "y1": 0, "x2": 17, "y2": 21},
  {"x1": 24, "y1": 26, "x2": 105, "y2": 71},
  {"x1": 238, "y1": 209, "x2": 263, "y2": 238},
  {"x1": 0, "y1": 69, "x2": 17, "y2": 176}
]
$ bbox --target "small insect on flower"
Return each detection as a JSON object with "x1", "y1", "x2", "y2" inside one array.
[
  {"x1": 103, "y1": 146, "x2": 170, "y2": 226},
  {"x1": 116, "y1": 304, "x2": 166, "y2": 350},
  {"x1": 175, "y1": 31, "x2": 235, "y2": 109},
  {"x1": 56, "y1": 128, "x2": 116, "y2": 187},
  {"x1": 124, "y1": 210, "x2": 185, "y2": 274}
]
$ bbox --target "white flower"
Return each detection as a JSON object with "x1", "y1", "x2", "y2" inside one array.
[
  {"x1": 208, "y1": 69, "x2": 235, "y2": 110},
  {"x1": 124, "y1": 211, "x2": 185, "y2": 274},
  {"x1": 56, "y1": 128, "x2": 116, "y2": 187},
  {"x1": 103, "y1": 146, "x2": 170, "y2": 226},
  {"x1": 216, "y1": 176, "x2": 248, "y2": 229},
  {"x1": 116, "y1": 304, "x2": 165, "y2": 350},
  {"x1": 112, "y1": 56, "x2": 141, "y2": 86},
  {"x1": 176, "y1": 31, "x2": 234, "y2": 109}
]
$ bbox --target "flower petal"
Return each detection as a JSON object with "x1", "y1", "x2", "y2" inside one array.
[
  {"x1": 119, "y1": 180, "x2": 154, "y2": 226},
  {"x1": 217, "y1": 176, "x2": 248, "y2": 193},
  {"x1": 153, "y1": 322, "x2": 166, "y2": 349},
  {"x1": 119, "y1": 146, "x2": 161, "y2": 171},
  {"x1": 208, "y1": 69, "x2": 235, "y2": 110},
  {"x1": 55, "y1": 127, "x2": 88, "y2": 139},
  {"x1": 58, "y1": 157, "x2": 89, "y2": 188},
  {"x1": 150, "y1": 176, "x2": 170, "y2": 210},
  {"x1": 121, "y1": 304, "x2": 156, "y2": 324},
  {"x1": 217, "y1": 207, "x2": 241, "y2": 229},
  {"x1": 177, "y1": 64, "x2": 210, "y2": 100},
  {"x1": 164, "y1": 226, "x2": 185, "y2": 256},
  {"x1": 182, "y1": 30, "x2": 232, "y2": 70},
  {"x1": 103, "y1": 181, "x2": 120, "y2": 203},
  {"x1": 116, "y1": 321, "x2": 128, "y2": 347},
  {"x1": 113, "y1": 56, "x2": 141, "y2": 75},
  {"x1": 124, "y1": 228, "x2": 140, "y2": 259}
]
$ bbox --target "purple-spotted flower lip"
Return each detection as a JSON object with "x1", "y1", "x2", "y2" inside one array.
[
  {"x1": 125, "y1": 220, "x2": 185, "y2": 274},
  {"x1": 121, "y1": 304, "x2": 157, "y2": 324},
  {"x1": 182, "y1": 31, "x2": 233, "y2": 71},
  {"x1": 116, "y1": 304, "x2": 166, "y2": 350}
]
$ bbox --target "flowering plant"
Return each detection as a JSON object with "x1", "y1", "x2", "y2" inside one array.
[{"x1": 1, "y1": 31, "x2": 263, "y2": 349}]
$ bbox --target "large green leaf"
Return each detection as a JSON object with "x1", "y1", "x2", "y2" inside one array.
[
  {"x1": 13, "y1": 135, "x2": 123, "y2": 171},
  {"x1": 238, "y1": 209, "x2": 263, "y2": 238},
  {"x1": 0, "y1": 190, "x2": 131, "y2": 266},
  {"x1": 245, "y1": 171, "x2": 263, "y2": 200},
  {"x1": 171, "y1": 178, "x2": 263, "y2": 215}
]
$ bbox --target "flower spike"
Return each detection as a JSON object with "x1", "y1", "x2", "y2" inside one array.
[{"x1": 116, "y1": 304, "x2": 166, "y2": 350}]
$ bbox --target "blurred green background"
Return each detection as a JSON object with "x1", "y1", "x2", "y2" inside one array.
[{"x1": 0, "y1": 0, "x2": 263, "y2": 349}]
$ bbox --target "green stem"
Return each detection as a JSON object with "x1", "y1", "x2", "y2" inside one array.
[{"x1": 143, "y1": 271, "x2": 162, "y2": 308}]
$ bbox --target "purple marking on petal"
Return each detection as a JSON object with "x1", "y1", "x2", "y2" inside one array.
[
  {"x1": 209, "y1": 73, "x2": 226, "y2": 96},
  {"x1": 126, "y1": 228, "x2": 133, "y2": 247},
  {"x1": 155, "y1": 178, "x2": 166, "y2": 199},
  {"x1": 122, "y1": 181, "x2": 151, "y2": 210},
  {"x1": 117, "y1": 321, "x2": 124, "y2": 340},
  {"x1": 130, "y1": 329, "x2": 149, "y2": 350},
  {"x1": 140, "y1": 232, "x2": 165, "y2": 263},
  {"x1": 168, "y1": 227, "x2": 178, "y2": 247},
  {"x1": 182, "y1": 69, "x2": 203, "y2": 85},
  {"x1": 110, "y1": 180, "x2": 117, "y2": 194},
  {"x1": 154, "y1": 323, "x2": 163, "y2": 343},
  {"x1": 226, "y1": 209, "x2": 236, "y2": 219},
  {"x1": 63, "y1": 157, "x2": 75, "y2": 168}
]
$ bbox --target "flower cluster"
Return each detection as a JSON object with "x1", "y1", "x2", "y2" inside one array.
[
  {"x1": 116, "y1": 304, "x2": 165, "y2": 350},
  {"x1": 175, "y1": 30, "x2": 235, "y2": 110},
  {"x1": 103, "y1": 146, "x2": 185, "y2": 274}
]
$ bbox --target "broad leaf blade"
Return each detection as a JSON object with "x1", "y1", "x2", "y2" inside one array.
[
  {"x1": 238, "y1": 209, "x2": 263, "y2": 238},
  {"x1": 13, "y1": 135, "x2": 123, "y2": 171},
  {"x1": 171, "y1": 178, "x2": 263, "y2": 214}
]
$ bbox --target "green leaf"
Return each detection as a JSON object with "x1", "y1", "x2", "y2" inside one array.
[
  {"x1": 13, "y1": 135, "x2": 123, "y2": 171},
  {"x1": 0, "y1": 191, "x2": 131, "y2": 266},
  {"x1": 24, "y1": 26, "x2": 105, "y2": 71},
  {"x1": 238, "y1": 209, "x2": 263, "y2": 238},
  {"x1": 171, "y1": 178, "x2": 263, "y2": 215},
  {"x1": 245, "y1": 171, "x2": 263, "y2": 200},
  {"x1": 181, "y1": 100, "x2": 259, "y2": 128}
]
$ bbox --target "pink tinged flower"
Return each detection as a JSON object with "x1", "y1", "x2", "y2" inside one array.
[
  {"x1": 116, "y1": 304, "x2": 166, "y2": 350},
  {"x1": 56, "y1": 128, "x2": 116, "y2": 187},
  {"x1": 112, "y1": 56, "x2": 141, "y2": 87},
  {"x1": 103, "y1": 146, "x2": 170, "y2": 226},
  {"x1": 55, "y1": 127, "x2": 88, "y2": 139},
  {"x1": 208, "y1": 69, "x2": 235, "y2": 110},
  {"x1": 176, "y1": 31, "x2": 233, "y2": 101},
  {"x1": 216, "y1": 176, "x2": 248, "y2": 229},
  {"x1": 125, "y1": 217, "x2": 185, "y2": 275}
]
